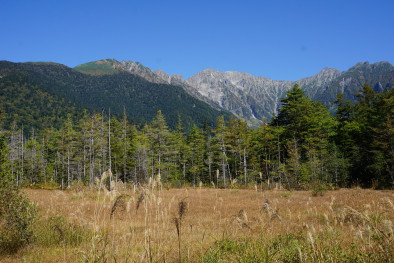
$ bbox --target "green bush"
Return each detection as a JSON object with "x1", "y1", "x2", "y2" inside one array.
[
  {"x1": 310, "y1": 180, "x2": 328, "y2": 197},
  {"x1": 0, "y1": 133, "x2": 37, "y2": 254},
  {"x1": 0, "y1": 188, "x2": 37, "y2": 254}
]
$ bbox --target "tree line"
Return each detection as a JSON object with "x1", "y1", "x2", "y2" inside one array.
[{"x1": 1, "y1": 84, "x2": 392, "y2": 189}]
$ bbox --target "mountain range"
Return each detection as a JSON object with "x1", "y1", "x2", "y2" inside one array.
[
  {"x1": 0, "y1": 58, "x2": 393, "y2": 133},
  {"x1": 76, "y1": 59, "x2": 394, "y2": 126}
]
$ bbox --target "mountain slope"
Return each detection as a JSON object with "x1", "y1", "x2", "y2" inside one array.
[
  {"x1": 0, "y1": 62, "x2": 85, "y2": 132},
  {"x1": 0, "y1": 61, "x2": 232, "y2": 132},
  {"x1": 316, "y1": 62, "x2": 394, "y2": 109},
  {"x1": 75, "y1": 59, "x2": 214, "y2": 104},
  {"x1": 73, "y1": 58, "x2": 120, "y2": 75}
]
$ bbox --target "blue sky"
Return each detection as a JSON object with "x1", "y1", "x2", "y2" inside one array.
[{"x1": 1, "y1": 0, "x2": 393, "y2": 80}]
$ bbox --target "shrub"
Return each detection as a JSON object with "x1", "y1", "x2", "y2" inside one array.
[
  {"x1": 280, "y1": 191, "x2": 292, "y2": 198},
  {"x1": 310, "y1": 180, "x2": 328, "y2": 197},
  {"x1": 0, "y1": 133, "x2": 37, "y2": 254},
  {"x1": 0, "y1": 188, "x2": 37, "y2": 254}
]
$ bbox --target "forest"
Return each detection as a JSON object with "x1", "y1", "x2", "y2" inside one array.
[{"x1": 0, "y1": 83, "x2": 393, "y2": 190}]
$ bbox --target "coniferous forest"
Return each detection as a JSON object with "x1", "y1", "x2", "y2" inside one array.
[{"x1": 1, "y1": 83, "x2": 392, "y2": 189}]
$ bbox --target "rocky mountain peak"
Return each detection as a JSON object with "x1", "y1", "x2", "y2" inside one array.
[
  {"x1": 200, "y1": 68, "x2": 218, "y2": 74},
  {"x1": 172, "y1": 74, "x2": 184, "y2": 81},
  {"x1": 319, "y1": 67, "x2": 342, "y2": 75},
  {"x1": 154, "y1": 69, "x2": 172, "y2": 83}
]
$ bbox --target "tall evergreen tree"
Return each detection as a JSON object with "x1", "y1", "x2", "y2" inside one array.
[
  {"x1": 146, "y1": 110, "x2": 171, "y2": 181},
  {"x1": 213, "y1": 116, "x2": 228, "y2": 187},
  {"x1": 187, "y1": 125, "x2": 204, "y2": 186}
]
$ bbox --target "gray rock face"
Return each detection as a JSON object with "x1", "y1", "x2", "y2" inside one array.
[
  {"x1": 119, "y1": 60, "x2": 186, "y2": 87},
  {"x1": 185, "y1": 67, "x2": 341, "y2": 123}
]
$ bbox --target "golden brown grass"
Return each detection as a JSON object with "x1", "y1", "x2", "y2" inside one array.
[{"x1": 1, "y1": 187, "x2": 392, "y2": 262}]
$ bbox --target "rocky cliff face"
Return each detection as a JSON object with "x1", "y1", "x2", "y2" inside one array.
[
  {"x1": 185, "y1": 67, "x2": 342, "y2": 122},
  {"x1": 118, "y1": 60, "x2": 186, "y2": 86}
]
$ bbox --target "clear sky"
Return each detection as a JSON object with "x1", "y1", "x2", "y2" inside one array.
[{"x1": 1, "y1": 0, "x2": 393, "y2": 80}]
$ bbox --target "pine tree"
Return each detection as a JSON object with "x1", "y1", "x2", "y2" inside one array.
[
  {"x1": 187, "y1": 125, "x2": 204, "y2": 186},
  {"x1": 369, "y1": 88, "x2": 393, "y2": 186},
  {"x1": 146, "y1": 110, "x2": 171, "y2": 182},
  {"x1": 213, "y1": 116, "x2": 228, "y2": 188},
  {"x1": 171, "y1": 116, "x2": 188, "y2": 185}
]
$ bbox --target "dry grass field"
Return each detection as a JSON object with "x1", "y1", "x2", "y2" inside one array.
[{"x1": 1, "y1": 186, "x2": 393, "y2": 262}]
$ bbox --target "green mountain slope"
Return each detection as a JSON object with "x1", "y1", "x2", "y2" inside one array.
[
  {"x1": 73, "y1": 59, "x2": 120, "y2": 75},
  {"x1": 0, "y1": 61, "x2": 232, "y2": 132},
  {"x1": 0, "y1": 62, "x2": 85, "y2": 132}
]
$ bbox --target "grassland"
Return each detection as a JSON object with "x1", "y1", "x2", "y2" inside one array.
[{"x1": 1, "y1": 186, "x2": 393, "y2": 262}]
